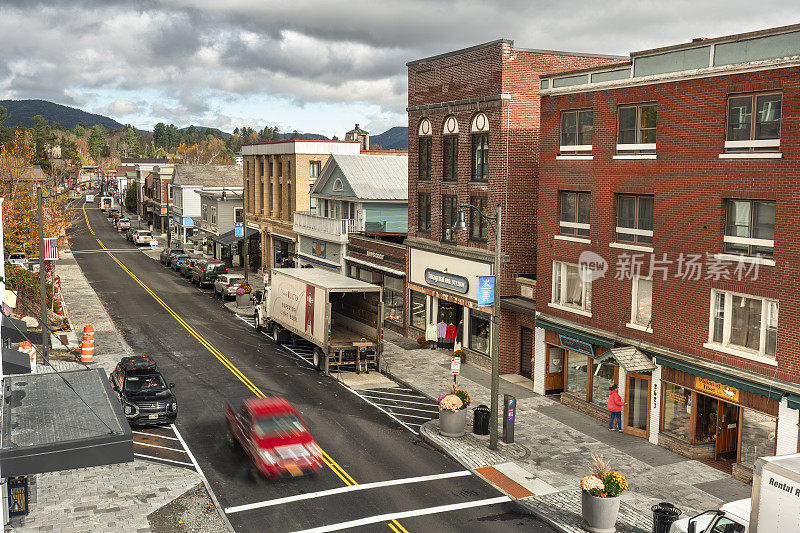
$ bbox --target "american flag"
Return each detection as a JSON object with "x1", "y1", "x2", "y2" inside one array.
[{"x1": 43, "y1": 238, "x2": 60, "y2": 260}]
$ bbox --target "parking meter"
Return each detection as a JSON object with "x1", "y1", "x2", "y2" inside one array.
[{"x1": 503, "y1": 394, "x2": 516, "y2": 443}]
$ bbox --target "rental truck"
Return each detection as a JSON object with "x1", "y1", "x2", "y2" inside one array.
[
  {"x1": 670, "y1": 453, "x2": 800, "y2": 533},
  {"x1": 254, "y1": 268, "x2": 383, "y2": 373},
  {"x1": 99, "y1": 196, "x2": 112, "y2": 212}
]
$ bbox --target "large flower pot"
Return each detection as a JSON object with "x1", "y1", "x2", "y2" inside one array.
[
  {"x1": 236, "y1": 293, "x2": 249, "y2": 307},
  {"x1": 581, "y1": 492, "x2": 621, "y2": 533},
  {"x1": 439, "y1": 409, "x2": 467, "y2": 437}
]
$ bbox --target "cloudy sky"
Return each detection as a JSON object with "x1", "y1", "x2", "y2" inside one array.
[{"x1": 0, "y1": 1, "x2": 797, "y2": 136}]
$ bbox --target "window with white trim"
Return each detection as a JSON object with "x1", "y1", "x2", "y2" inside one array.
[
  {"x1": 724, "y1": 199, "x2": 774, "y2": 258},
  {"x1": 709, "y1": 290, "x2": 778, "y2": 359},
  {"x1": 560, "y1": 109, "x2": 593, "y2": 155},
  {"x1": 617, "y1": 103, "x2": 656, "y2": 154},
  {"x1": 309, "y1": 161, "x2": 321, "y2": 179},
  {"x1": 210, "y1": 206, "x2": 217, "y2": 225},
  {"x1": 726, "y1": 93, "x2": 781, "y2": 152},
  {"x1": 616, "y1": 194, "x2": 653, "y2": 244},
  {"x1": 560, "y1": 191, "x2": 590, "y2": 237},
  {"x1": 631, "y1": 277, "x2": 652, "y2": 327},
  {"x1": 552, "y1": 261, "x2": 592, "y2": 312}
]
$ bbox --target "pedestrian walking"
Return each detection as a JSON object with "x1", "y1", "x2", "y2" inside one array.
[{"x1": 607, "y1": 384, "x2": 626, "y2": 431}]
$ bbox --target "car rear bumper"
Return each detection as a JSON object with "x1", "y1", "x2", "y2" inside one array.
[{"x1": 256, "y1": 456, "x2": 324, "y2": 479}]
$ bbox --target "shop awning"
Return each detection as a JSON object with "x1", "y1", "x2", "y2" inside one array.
[
  {"x1": 500, "y1": 296, "x2": 536, "y2": 317},
  {"x1": 212, "y1": 227, "x2": 258, "y2": 246},
  {"x1": 595, "y1": 346, "x2": 656, "y2": 373},
  {"x1": 2, "y1": 347, "x2": 31, "y2": 375},
  {"x1": 656, "y1": 355, "x2": 783, "y2": 402},
  {"x1": 0, "y1": 369, "x2": 132, "y2": 477},
  {"x1": 535, "y1": 315, "x2": 615, "y2": 349},
  {"x1": 787, "y1": 394, "x2": 800, "y2": 410}
]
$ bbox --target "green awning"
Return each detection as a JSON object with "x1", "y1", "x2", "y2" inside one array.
[
  {"x1": 535, "y1": 317, "x2": 615, "y2": 349},
  {"x1": 788, "y1": 394, "x2": 800, "y2": 410},
  {"x1": 656, "y1": 355, "x2": 783, "y2": 402}
]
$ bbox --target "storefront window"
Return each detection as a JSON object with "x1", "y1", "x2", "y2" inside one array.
[
  {"x1": 410, "y1": 290, "x2": 426, "y2": 330},
  {"x1": 591, "y1": 361, "x2": 616, "y2": 407},
  {"x1": 469, "y1": 310, "x2": 490, "y2": 354},
  {"x1": 662, "y1": 382, "x2": 691, "y2": 442},
  {"x1": 383, "y1": 276, "x2": 404, "y2": 324},
  {"x1": 566, "y1": 352, "x2": 589, "y2": 400},
  {"x1": 695, "y1": 394, "x2": 718, "y2": 444},
  {"x1": 740, "y1": 409, "x2": 776, "y2": 468}
]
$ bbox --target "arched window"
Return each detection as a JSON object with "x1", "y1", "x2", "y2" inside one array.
[
  {"x1": 418, "y1": 118, "x2": 432, "y2": 136},
  {"x1": 418, "y1": 118, "x2": 432, "y2": 180},
  {"x1": 333, "y1": 178, "x2": 344, "y2": 191},
  {"x1": 442, "y1": 116, "x2": 459, "y2": 135},
  {"x1": 442, "y1": 116, "x2": 459, "y2": 181},
  {"x1": 471, "y1": 113, "x2": 489, "y2": 181},
  {"x1": 471, "y1": 112, "x2": 489, "y2": 132}
]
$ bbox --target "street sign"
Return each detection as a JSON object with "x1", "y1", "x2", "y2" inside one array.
[
  {"x1": 160, "y1": 204, "x2": 167, "y2": 215},
  {"x1": 8, "y1": 476, "x2": 29, "y2": 517},
  {"x1": 450, "y1": 356, "x2": 461, "y2": 375},
  {"x1": 477, "y1": 275, "x2": 495, "y2": 308},
  {"x1": 234, "y1": 221, "x2": 244, "y2": 237}
]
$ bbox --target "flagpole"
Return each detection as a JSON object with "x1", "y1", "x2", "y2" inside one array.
[{"x1": 37, "y1": 185, "x2": 50, "y2": 364}]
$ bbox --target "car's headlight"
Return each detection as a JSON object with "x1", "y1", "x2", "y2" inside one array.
[
  {"x1": 169, "y1": 402, "x2": 177, "y2": 412},
  {"x1": 258, "y1": 449, "x2": 277, "y2": 464},
  {"x1": 123, "y1": 403, "x2": 139, "y2": 417},
  {"x1": 305, "y1": 442, "x2": 322, "y2": 456}
]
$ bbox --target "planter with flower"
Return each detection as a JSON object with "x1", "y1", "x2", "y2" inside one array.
[
  {"x1": 452, "y1": 349, "x2": 466, "y2": 364},
  {"x1": 235, "y1": 283, "x2": 252, "y2": 307},
  {"x1": 417, "y1": 336, "x2": 429, "y2": 348},
  {"x1": 580, "y1": 455, "x2": 628, "y2": 533},
  {"x1": 438, "y1": 384, "x2": 471, "y2": 437}
]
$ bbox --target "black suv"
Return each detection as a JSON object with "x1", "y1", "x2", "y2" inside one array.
[{"x1": 110, "y1": 355, "x2": 177, "y2": 426}]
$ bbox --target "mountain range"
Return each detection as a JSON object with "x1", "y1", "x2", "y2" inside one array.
[{"x1": 0, "y1": 99, "x2": 408, "y2": 150}]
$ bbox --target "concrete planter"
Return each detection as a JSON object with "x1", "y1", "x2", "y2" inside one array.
[
  {"x1": 439, "y1": 409, "x2": 467, "y2": 437},
  {"x1": 581, "y1": 492, "x2": 620, "y2": 533},
  {"x1": 236, "y1": 293, "x2": 249, "y2": 307}
]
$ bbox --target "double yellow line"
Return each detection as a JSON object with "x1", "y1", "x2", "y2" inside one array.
[{"x1": 81, "y1": 204, "x2": 409, "y2": 530}]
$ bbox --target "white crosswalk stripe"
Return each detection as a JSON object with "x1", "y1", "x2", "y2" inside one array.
[{"x1": 351, "y1": 387, "x2": 440, "y2": 434}]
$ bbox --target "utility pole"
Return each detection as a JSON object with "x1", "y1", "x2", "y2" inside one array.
[
  {"x1": 37, "y1": 185, "x2": 50, "y2": 364},
  {"x1": 243, "y1": 179, "x2": 249, "y2": 283},
  {"x1": 489, "y1": 203, "x2": 502, "y2": 450}
]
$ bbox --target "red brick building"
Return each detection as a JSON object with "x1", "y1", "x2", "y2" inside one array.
[
  {"x1": 535, "y1": 24, "x2": 800, "y2": 481},
  {"x1": 405, "y1": 40, "x2": 624, "y2": 376}
]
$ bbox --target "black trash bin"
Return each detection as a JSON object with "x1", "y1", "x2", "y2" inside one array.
[
  {"x1": 651, "y1": 502, "x2": 682, "y2": 533},
  {"x1": 473, "y1": 405, "x2": 490, "y2": 435}
]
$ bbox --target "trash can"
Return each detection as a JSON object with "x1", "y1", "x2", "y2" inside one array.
[
  {"x1": 473, "y1": 405, "x2": 490, "y2": 435},
  {"x1": 651, "y1": 502, "x2": 682, "y2": 533}
]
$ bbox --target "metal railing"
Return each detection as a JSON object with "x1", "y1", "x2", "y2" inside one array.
[{"x1": 293, "y1": 211, "x2": 361, "y2": 236}]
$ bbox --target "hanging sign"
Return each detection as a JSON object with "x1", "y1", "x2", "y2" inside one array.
[
  {"x1": 451, "y1": 356, "x2": 461, "y2": 375},
  {"x1": 477, "y1": 276, "x2": 495, "y2": 308},
  {"x1": 695, "y1": 377, "x2": 739, "y2": 402},
  {"x1": 8, "y1": 476, "x2": 29, "y2": 517},
  {"x1": 234, "y1": 222, "x2": 244, "y2": 238},
  {"x1": 160, "y1": 204, "x2": 167, "y2": 215},
  {"x1": 558, "y1": 334, "x2": 594, "y2": 357}
]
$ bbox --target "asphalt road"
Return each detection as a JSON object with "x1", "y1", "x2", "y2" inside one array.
[{"x1": 69, "y1": 201, "x2": 551, "y2": 533}]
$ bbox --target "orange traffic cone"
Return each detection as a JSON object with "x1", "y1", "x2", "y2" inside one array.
[
  {"x1": 18, "y1": 341, "x2": 37, "y2": 371},
  {"x1": 81, "y1": 324, "x2": 95, "y2": 363}
]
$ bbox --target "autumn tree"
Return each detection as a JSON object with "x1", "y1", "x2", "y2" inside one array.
[{"x1": 174, "y1": 138, "x2": 233, "y2": 165}]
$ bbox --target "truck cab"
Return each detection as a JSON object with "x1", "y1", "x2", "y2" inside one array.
[
  {"x1": 670, "y1": 499, "x2": 749, "y2": 533},
  {"x1": 253, "y1": 287, "x2": 272, "y2": 331}
]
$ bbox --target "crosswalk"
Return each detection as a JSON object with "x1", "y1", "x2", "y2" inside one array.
[
  {"x1": 133, "y1": 424, "x2": 195, "y2": 470},
  {"x1": 352, "y1": 387, "x2": 440, "y2": 435}
]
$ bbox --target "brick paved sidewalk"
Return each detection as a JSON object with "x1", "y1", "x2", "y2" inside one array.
[{"x1": 381, "y1": 334, "x2": 751, "y2": 532}]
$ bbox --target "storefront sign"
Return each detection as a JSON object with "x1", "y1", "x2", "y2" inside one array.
[
  {"x1": 366, "y1": 250, "x2": 385, "y2": 260},
  {"x1": 558, "y1": 334, "x2": 594, "y2": 357},
  {"x1": 234, "y1": 221, "x2": 244, "y2": 237},
  {"x1": 477, "y1": 276, "x2": 495, "y2": 308},
  {"x1": 451, "y1": 356, "x2": 461, "y2": 375},
  {"x1": 8, "y1": 476, "x2": 29, "y2": 517},
  {"x1": 695, "y1": 377, "x2": 739, "y2": 402},
  {"x1": 160, "y1": 204, "x2": 167, "y2": 215},
  {"x1": 311, "y1": 240, "x2": 326, "y2": 258},
  {"x1": 424, "y1": 269, "x2": 469, "y2": 294}
]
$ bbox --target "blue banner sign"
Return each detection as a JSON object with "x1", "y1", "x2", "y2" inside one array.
[
  {"x1": 234, "y1": 221, "x2": 244, "y2": 237},
  {"x1": 477, "y1": 275, "x2": 495, "y2": 308}
]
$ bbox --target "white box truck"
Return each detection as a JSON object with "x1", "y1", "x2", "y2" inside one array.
[
  {"x1": 670, "y1": 453, "x2": 800, "y2": 533},
  {"x1": 254, "y1": 268, "x2": 383, "y2": 373}
]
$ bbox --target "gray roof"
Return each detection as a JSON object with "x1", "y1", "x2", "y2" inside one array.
[
  {"x1": 172, "y1": 164, "x2": 243, "y2": 187},
  {"x1": 274, "y1": 268, "x2": 381, "y2": 292},
  {"x1": 600, "y1": 346, "x2": 656, "y2": 373},
  {"x1": 313, "y1": 154, "x2": 408, "y2": 200}
]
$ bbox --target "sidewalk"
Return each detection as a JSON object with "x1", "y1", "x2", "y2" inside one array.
[
  {"x1": 7, "y1": 253, "x2": 229, "y2": 533},
  {"x1": 380, "y1": 333, "x2": 751, "y2": 533}
]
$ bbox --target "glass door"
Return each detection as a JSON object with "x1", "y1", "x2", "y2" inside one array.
[
  {"x1": 545, "y1": 346, "x2": 564, "y2": 393},
  {"x1": 624, "y1": 373, "x2": 651, "y2": 438}
]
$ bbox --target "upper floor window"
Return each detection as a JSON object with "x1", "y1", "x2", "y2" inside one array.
[
  {"x1": 201, "y1": 204, "x2": 207, "y2": 221},
  {"x1": 259, "y1": 160, "x2": 264, "y2": 176},
  {"x1": 559, "y1": 191, "x2": 590, "y2": 237},
  {"x1": 443, "y1": 135, "x2": 458, "y2": 181},
  {"x1": 617, "y1": 194, "x2": 653, "y2": 245},
  {"x1": 278, "y1": 161, "x2": 283, "y2": 177},
  {"x1": 268, "y1": 160, "x2": 273, "y2": 177},
  {"x1": 710, "y1": 290, "x2": 778, "y2": 360},
  {"x1": 724, "y1": 199, "x2": 775, "y2": 258},
  {"x1": 418, "y1": 137, "x2": 432, "y2": 180},
  {"x1": 469, "y1": 196, "x2": 487, "y2": 242},
  {"x1": 417, "y1": 193, "x2": 431, "y2": 234},
  {"x1": 310, "y1": 161, "x2": 321, "y2": 179},
  {"x1": 442, "y1": 195, "x2": 458, "y2": 242},
  {"x1": 210, "y1": 206, "x2": 217, "y2": 225},
  {"x1": 333, "y1": 179, "x2": 344, "y2": 192},
  {"x1": 726, "y1": 93, "x2": 781, "y2": 152},
  {"x1": 617, "y1": 103, "x2": 656, "y2": 153},
  {"x1": 278, "y1": 184, "x2": 283, "y2": 214},
  {"x1": 560, "y1": 109, "x2": 593, "y2": 154},
  {"x1": 472, "y1": 134, "x2": 488, "y2": 181},
  {"x1": 552, "y1": 261, "x2": 592, "y2": 314},
  {"x1": 631, "y1": 276, "x2": 652, "y2": 329}
]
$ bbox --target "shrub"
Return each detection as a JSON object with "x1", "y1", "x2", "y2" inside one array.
[{"x1": 454, "y1": 389, "x2": 471, "y2": 409}]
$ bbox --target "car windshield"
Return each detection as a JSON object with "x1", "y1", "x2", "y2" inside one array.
[
  {"x1": 124, "y1": 374, "x2": 167, "y2": 393},
  {"x1": 207, "y1": 264, "x2": 225, "y2": 271},
  {"x1": 9, "y1": 254, "x2": 25, "y2": 260},
  {"x1": 253, "y1": 414, "x2": 305, "y2": 438},
  {"x1": 139, "y1": 232, "x2": 151, "y2": 237}
]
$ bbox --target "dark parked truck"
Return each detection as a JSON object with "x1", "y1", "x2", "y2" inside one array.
[
  {"x1": 225, "y1": 397, "x2": 323, "y2": 479},
  {"x1": 254, "y1": 268, "x2": 383, "y2": 373}
]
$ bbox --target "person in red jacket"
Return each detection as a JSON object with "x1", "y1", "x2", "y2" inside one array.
[{"x1": 607, "y1": 384, "x2": 626, "y2": 431}]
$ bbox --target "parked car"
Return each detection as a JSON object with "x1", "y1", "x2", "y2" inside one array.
[
  {"x1": 191, "y1": 260, "x2": 227, "y2": 287},
  {"x1": 8, "y1": 252, "x2": 26, "y2": 267},
  {"x1": 132, "y1": 230, "x2": 153, "y2": 246},
  {"x1": 117, "y1": 218, "x2": 131, "y2": 230},
  {"x1": 125, "y1": 227, "x2": 137, "y2": 241},
  {"x1": 170, "y1": 254, "x2": 190, "y2": 271},
  {"x1": 110, "y1": 355, "x2": 177, "y2": 426},
  {"x1": 225, "y1": 397, "x2": 323, "y2": 480},
  {"x1": 179, "y1": 258, "x2": 198, "y2": 278},
  {"x1": 214, "y1": 274, "x2": 246, "y2": 299},
  {"x1": 109, "y1": 210, "x2": 122, "y2": 223},
  {"x1": 160, "y1": 247, "x2": 185, "y2": 265}
]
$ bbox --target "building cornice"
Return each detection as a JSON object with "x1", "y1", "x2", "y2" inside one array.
[{"x1": 407, "y1": 94, "x2": 511, "y2": 113}]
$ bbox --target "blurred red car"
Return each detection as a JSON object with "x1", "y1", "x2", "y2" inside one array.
[{"x1": 225, "y1": 396, "x2": 323, "y2": 479}]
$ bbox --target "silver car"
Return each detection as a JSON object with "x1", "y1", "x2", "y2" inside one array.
[{"x1": 213, "y1": 274, "x2": 245, "y2": 299}]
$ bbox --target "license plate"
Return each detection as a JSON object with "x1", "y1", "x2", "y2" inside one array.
[
  {"x1": 148, "y1": 414, "x2": 158, "y2": 419},
  {"x1": 285, "y1": 462, "x2": 302, "y2": 477}
]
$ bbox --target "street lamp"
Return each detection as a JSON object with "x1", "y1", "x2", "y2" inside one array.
[{"x1": 453, "y1": 201, "x2": 502, "y2": 450}]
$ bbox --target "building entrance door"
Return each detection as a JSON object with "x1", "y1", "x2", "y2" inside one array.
[
  {"x1": 545, "y1": 346, "x2": 564, "y2": 393},
  {"x1": 716, "y1": 401, "x2": 739, "y2": 461},
  {"x1": 519, "y1": 327, "x2": 533, "y2": 379},
  {"x1": 624, "y1": 373, "x2": 651, "y2": 438}
]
